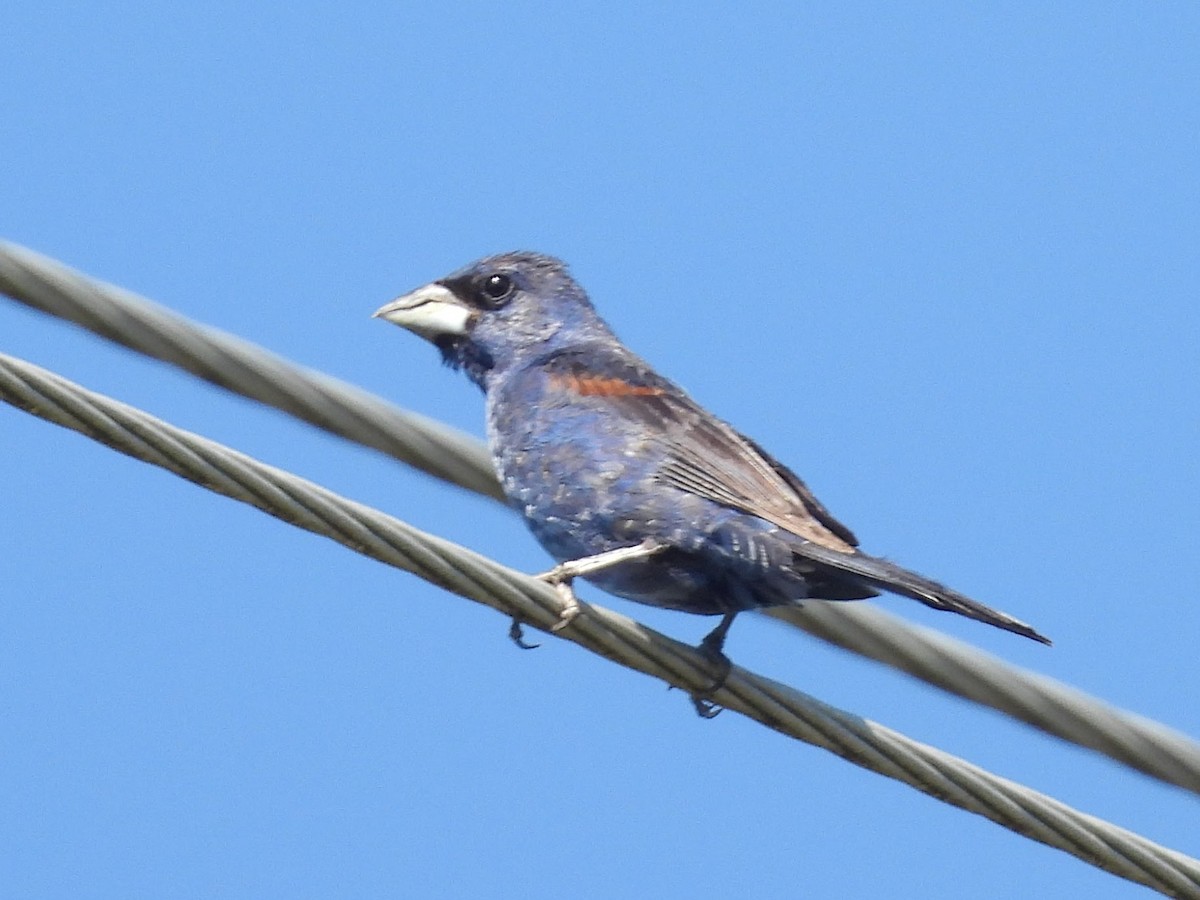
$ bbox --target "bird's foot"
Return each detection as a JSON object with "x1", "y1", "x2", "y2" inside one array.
[
  {"x1": 535, "y1": 540, "x2": 663, "y2": 634},
  {"x1": 687, "y1": 613, "x2": 737, "y2": 718},
  {"x1": 508, "y1": 618, "x2": 540, "y2": 650},
  {"x1": 547, "y1": 580, "x2": 583, "y2": 633},
  {"x1": 533, "y1": 569, "x2": 585, "y2": 632},
  {"x1": 689, "y1": 649, "x2": 732, "y2": 718},
  {"x1": 690, "y1": 694, "x2": 723, "y2": 719}
]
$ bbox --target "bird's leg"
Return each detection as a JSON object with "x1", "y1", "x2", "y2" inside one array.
[
  {"x1": 536, "y1": 539, "x2": 664, "y2": 632},
  {"x1": 690, "y1": 612, "x2": 737, "y2": 719},
  {"x1": 539, "y1": 538, "x2": 665, "y2": 583}
]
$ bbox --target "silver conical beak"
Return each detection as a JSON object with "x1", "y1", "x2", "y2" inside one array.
[{"x1": 373, "y1": 283, "x2": 473, "y2": 340}]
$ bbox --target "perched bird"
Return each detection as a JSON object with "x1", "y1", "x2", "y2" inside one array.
[{"x1": 374, "y1": 252, "x2": 1049, "y2": 712}]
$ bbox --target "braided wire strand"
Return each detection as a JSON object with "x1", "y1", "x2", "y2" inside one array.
[
  {"x1": 3, "y1": 240, "x2": 1198, "y2": 797},
  {"x1": 2, "y1": 350, "x2": 1198, "y2": 897},
  {"x1": 0, "y1": 242, "x2": 503, "y2": 502}
]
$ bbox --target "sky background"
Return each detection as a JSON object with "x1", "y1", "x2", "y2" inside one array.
[{"x1": 2, "y1": 4, "x2": 1198, "y2": 898}]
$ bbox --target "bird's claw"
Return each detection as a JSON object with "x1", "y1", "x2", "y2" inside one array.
[
  {"x1": 675, "y1": 679, "x2": 726, "y2": 718},
  {"x1": 508, "y1": 618, "x2": 540, "y2": 650},
  {"x1": 689, "y1": 646, "x2": 732, "y2": 718},
  {"x1": 681, "y1": 612, "x2": 735, "y2": 716},
  {"x1": 690, "y1": 694, "x2": 723, "y2": 718},
  {"x1": 666, "y1": 637, "x2": 732, "y2": 718},
  {"x1": 536, "y1": 562, "x2": 572, "y2": 586},
  {"x1": 534, "y1": 542, "x2": 665, "y2": 635},
  {"x1": 537, "y1": 571, "x2": 584, "y2": 632},
  {"x1": 550, "y1": 595, "x2": 582, "y2": 632}
]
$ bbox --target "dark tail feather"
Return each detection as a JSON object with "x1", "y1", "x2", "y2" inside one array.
[{"x1": 793, "y1": 543, "x2": 1052, "y2": 645}]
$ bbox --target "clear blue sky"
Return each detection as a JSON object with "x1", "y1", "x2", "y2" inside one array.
[{"x1": 3, "y1": 4, "x2": 1198, "y2": 898}]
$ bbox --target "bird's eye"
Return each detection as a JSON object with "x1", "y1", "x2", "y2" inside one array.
[{"x1": 480, "y1": 272, "x2": 514, "y2": 305}]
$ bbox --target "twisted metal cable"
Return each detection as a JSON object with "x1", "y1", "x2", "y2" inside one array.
[
  {"x1": 0, "y1": 241, "x2": 503, "y2": 502},
  {"x1": 3, "y1": 240, "x2": 1200, "y2": 801},
  {"x1": 1, "y1": 351, "x2": 1198, "y2": 898},
  {"x1": 767, "y1": 603, "x2": 1200, "y2": 795}
]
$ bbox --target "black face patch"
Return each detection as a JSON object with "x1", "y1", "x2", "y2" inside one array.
[
  {"x1": 435, "y1": 334, "x2": 495, "y2": 389},
  {"x1": 440, "y1": 273, "x2": 516, "y2": 312}
]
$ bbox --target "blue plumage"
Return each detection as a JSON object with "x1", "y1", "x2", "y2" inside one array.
[{"x1": 374, "y1": 252, "x2": 1049, "y2": 709}]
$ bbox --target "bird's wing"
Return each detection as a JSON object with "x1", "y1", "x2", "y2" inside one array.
[
  {"x1": 540, "y1": 346, "x2": 1051, "y2": 643},
  {"x1": 542, "y1": 347, "x2": 860, "y2": 553}
]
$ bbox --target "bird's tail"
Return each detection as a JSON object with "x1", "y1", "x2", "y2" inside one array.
[{"x1": 793, "y1": 542, "x2": 1051, "y2": 645}]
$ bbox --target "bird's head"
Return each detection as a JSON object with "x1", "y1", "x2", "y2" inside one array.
[{"x1": 373, "y1": 252, "x2": 615, "y2": 390}]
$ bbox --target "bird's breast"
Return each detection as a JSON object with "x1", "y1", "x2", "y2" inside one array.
[{"x1": 485, "y1": 373, "x2": 669, "y2": 558}]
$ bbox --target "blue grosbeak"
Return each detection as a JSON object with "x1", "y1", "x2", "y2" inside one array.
[{"x1": 375, "y1": 252, "x2": 1048, "y2": 711}]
